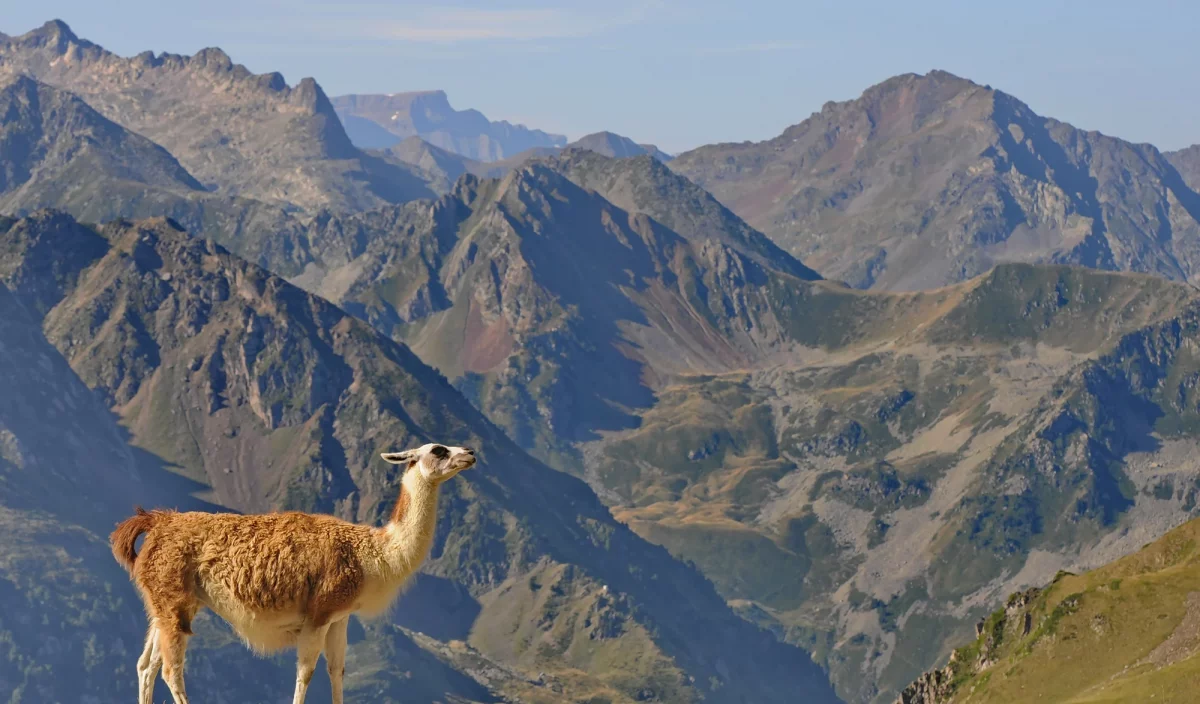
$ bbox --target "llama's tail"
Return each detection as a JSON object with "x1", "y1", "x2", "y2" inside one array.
[{"x1": 110, "y1": 507, "x2": 160, "y2": 573}]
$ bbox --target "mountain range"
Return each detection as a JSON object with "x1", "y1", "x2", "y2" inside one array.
[
  {"x1": 671, "y1": 70, "x2": 1200, "y2": 291},
  {"x1": 4, "y1": 16, "x2": 1200, "y2": 704},
  {"x1": 374, "y1": 131, "x2": 675, "y2": 198},
  {"x1": 0, "y1": 210, "x2": 836, "y2": 703},
  {"x1": 227, "y1": 142, "x2": 1200, "y2": 701},
  {"x1": 0, "y1": 73, "x2": 202, "y2": 210},
  {"x1": 333, "y1": 91, "x2": 567, "y2": 161},
  {"x1": 0, "y1": 20, "x2": 431, "y2": 212},
  {"x1": 268, "y1": 149, "x2": 816, "y2": 467}
]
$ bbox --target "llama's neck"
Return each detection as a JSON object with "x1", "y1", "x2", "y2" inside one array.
[{"x1": 378, "y1": 470, "x2": 440, "y2": 581}]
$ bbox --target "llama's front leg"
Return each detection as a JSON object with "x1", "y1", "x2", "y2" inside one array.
[
  {"x1": 137, "y1": 622, "x2": 162, "y2": 704},
  {"x1": 325, "y1": 618, "x2": 349, "y2": 704},
  {"x1": 293, "y1": 625, "x2": 330, "y2": 704}
]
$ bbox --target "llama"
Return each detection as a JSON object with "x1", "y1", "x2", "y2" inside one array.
[{"x1": 110, "y1": 442, "x2": 477, "y2": 704}]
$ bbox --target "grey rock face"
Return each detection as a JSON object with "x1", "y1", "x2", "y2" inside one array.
[{"x1": 0, "y1": 21, "x2": 432, "y2": 211}]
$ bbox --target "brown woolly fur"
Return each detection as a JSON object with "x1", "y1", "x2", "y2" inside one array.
[
  {"x1": 112, "y1": 442, "x2": 477, "y2": 704},
  {"x1": 110, "y1": 506, "x2": 167, "y2": 572}
]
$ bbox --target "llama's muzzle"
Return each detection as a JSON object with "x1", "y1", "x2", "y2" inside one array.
[{"x1": 454, "y1": 447, "x2": 477, "y2": 470}]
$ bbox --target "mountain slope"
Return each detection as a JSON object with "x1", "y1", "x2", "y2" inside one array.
[
  {"x1": 279, "y1": 154, "x2": 821, "y2": 470},
  {"x1": 0, "y1": 72, "x2": 312, "y2": 274},
  {"x1": 671, "y1": 70, "x2": 1200, "y2": 290},
  {"x1": 214, "y1": 146, "x2": 1200, "y2": 702},
  {"x1": 0, "y1": 74, "x2": 203, "y2": 212},
  {"x1": 0, "y1": 210, "x2": 839, "y2": 703},
  {"x1": 333, "y1": 91, "x2": 567, "y2": 161},
  {"x1": 0, "y1": 253, "x2": 507, "y2": 703},
  {"x1": 580, "y1": 264, "x2": 1200, "y2": 702},
  {"x1": 544, "y1": 150, "x2": 811, "y2": 279},
  {"x1": 896, "y1": 515, "x2": 1200, "y2": 703},
  {"x1": 377, "y1": 134, "x2": 673, "y2": 197},
  {"x1": 1166, "y1": 144, "x2": 1200, "y2": 193},
  {"x1": 0, "y1": 20, "x2": 432, "y2": 211},
  {"x1": 375, "y1": 136, "x2": 520, "y2": 194}
]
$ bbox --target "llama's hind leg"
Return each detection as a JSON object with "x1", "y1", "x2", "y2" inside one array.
[
  {"x1": 136, "y1": 622, "x2": 162, "y2": 704},
  {"x1": 293, "y1": 624, "x2": 331, "y2": 704},
  {"x1": 158, "y1": 617, "x2": 193, "y2": 704}
]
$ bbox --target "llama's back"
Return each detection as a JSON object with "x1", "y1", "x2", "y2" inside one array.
[{"x1": 134, "y1": 511, "x2": 379, "y2": 650}]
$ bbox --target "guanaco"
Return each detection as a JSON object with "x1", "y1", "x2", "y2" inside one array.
[{"x1": 110, "y1": 442, "x2": 477, "y2": 704}]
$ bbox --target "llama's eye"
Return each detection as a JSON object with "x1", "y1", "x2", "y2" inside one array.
[{"x1": 430, "y1": 445, "x2": 449, "y2": 459}]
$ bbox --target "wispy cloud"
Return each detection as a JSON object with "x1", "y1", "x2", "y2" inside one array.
[
  {"x1": 266, "y1": 2, "x2": 663, "y2": 44},
  {"x1": 371, "y1": 8, "x2": 611, "y2": 42},
  {"x1": 696, "y1": 40, "x2": 812, "y2": 55}
]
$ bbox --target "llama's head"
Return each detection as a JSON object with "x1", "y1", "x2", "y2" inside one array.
[{"x1": 381, "y1": 443, "x2": 477, "y2": 483}]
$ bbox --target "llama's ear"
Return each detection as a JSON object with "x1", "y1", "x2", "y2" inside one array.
[{"x1": 381, "y1": 450, "x2": 416, "y2": 464}]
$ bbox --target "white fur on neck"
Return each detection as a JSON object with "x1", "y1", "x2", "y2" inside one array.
[{"x1": 378, "y1": 469, "x2": 440, "y2": 582}]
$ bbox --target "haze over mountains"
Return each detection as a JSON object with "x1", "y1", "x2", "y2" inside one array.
[
  {"x1": 4, "y1": 16, "x2": 1200, "y2": 704},
  {"x1": 332, "y1": 91, "x2": 673, "y2": 170},
  {"x1": 370, "y1": 131, "x2": 675, "y2": 202},
  {"x1": 333, "y1": 91, "x2": 568, "y2": 160}
]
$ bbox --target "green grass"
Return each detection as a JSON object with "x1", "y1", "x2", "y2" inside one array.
[{"x1": 906, "y1": 517, "x2": 1200, "y2": 703}]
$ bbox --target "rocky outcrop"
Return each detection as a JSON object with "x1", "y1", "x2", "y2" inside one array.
[{"x1": 894, "y1": 587, "x2": 1043, "y2": 704}]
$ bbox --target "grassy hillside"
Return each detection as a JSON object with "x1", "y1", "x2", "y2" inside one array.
[{"x1": 898, "y1": 515, "x2": 1200, "y2": 703}]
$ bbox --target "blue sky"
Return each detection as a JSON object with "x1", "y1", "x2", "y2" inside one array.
[{"x1": 6, "y1": 0, "x2": 1198, "y2": 154}]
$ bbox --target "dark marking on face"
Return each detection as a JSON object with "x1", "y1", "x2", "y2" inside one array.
[{"x1": 430, "y1": 445, "x2": 449, "y2": 459}]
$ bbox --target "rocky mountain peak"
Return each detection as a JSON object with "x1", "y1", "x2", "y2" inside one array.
[
  {"x1": 0, "y1": 22, "x2": 431, "y2": 210},
  {"x1": 406, "y1": 89, "x2": 454, "y2": 113},
  {"x1": 540, "y1": 148, "x2": 819, "y2": 280},
  {"x1": 16, "y1": 19, "x2": 85, "y2": 52},
  {"x1": 193, "y1": 45, "x2": 230, "y2": 66},
  {"x1": 0, "y1": 74, "x2": 210, "y2": 218},
  {"x1": 566, "y1": 132, "x2": 673, "y2": 162},
  {"x1": 571, "y1": 131, "x2": 648, "y2": 158},
  {"x1": 799, "y1": 69, "x2": 994, "y2": 145},
  {"x1": 291, "y1": 76, "x2": 336, "y2": 115},
  {"x1": 673, "y1": 69, "x2": 1200, "y2": 291}
]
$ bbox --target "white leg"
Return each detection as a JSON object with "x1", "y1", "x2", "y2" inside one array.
[
  {"x1": 293, "y1": 625, "x2": 330, "y2": 704},
  {"x1": 325, "y1": 618, "x2": 349, "y2": 704},
  {"x1": 137, "y1": 623, "x2": 162, "y2": 704},
  {"x1": 159, "y1": 623, "x2": 190, "y2": 704}
]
